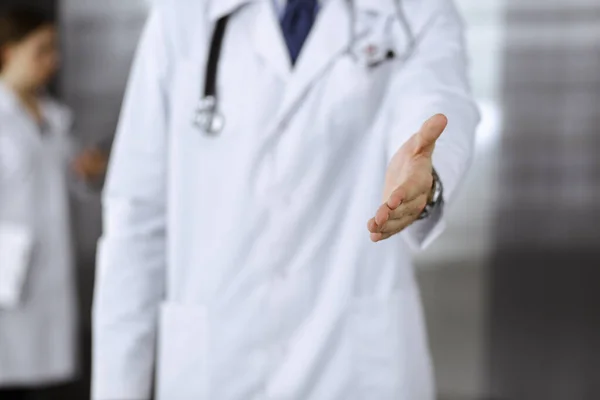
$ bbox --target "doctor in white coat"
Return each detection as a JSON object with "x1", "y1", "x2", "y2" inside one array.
[
  {"x1": 93, "y1": 0, "x2": 479, "y2": 399},
  {"x1": 0, "y1": 7, "x2": 107, "y2": 398}
]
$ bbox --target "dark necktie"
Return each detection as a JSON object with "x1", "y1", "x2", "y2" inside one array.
[{"x1": 280, "y1": 0, "x2": 318, "y2": 65}]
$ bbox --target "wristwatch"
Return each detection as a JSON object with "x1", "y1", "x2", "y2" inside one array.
[{"x1": 418, "y1": 168, "x2": 443, "y2": 220}]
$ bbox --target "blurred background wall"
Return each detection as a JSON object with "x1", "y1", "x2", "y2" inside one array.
[
  {"x1": 417, "y1": 0, "x2": 600, "y2": 399},
  {"x1": 61, "y1": 0, "x2": 148, "y2": 265},
  {"x1": 488, "y1": 0, "x2": 600, "y2": 399},
  {"x1": 6, "y1": 0, "x2": 597, "y2": 398},
  {"x1": 60, "y1": 0, "x2": 147, "y2": 317},
  {"x1": 56, "y1": 0, "x2": 148, "y2": 398}
]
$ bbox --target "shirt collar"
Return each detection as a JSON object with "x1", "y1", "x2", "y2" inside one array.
[{"x1": 272, "y1": 0, "x2": 285, "y2": 16}]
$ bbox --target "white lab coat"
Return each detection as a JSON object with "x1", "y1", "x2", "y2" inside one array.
[
  {"x1": 92, "y1": 0, "x2": 479, "y2": 399},
  {"x1": 0, "y1": 83, "x2": 78, "y2": 386}
]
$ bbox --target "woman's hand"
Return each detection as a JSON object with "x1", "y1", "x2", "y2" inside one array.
[{"x1": 72, "y1": 148, "x2": 108, "y2": 182}]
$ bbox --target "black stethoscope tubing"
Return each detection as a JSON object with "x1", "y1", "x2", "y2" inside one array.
[
  {"x1": 205, "y1": 16, "x2": 230, "y2": 102},
  {"x1": 193, "y1": 15, "x2": 230, "y2": 134}
]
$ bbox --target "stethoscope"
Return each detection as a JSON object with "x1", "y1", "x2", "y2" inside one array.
[
  {"x1": 193, "y1": 0, "x2": 416, "y2": 135},
  {"x1": 192, "y1": 15, "x2": 230, "y2": 135}
]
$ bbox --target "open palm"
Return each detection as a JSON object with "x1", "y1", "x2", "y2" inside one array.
[{"x1": 368, "y1": 114, "x2": 448, "y2": 242}]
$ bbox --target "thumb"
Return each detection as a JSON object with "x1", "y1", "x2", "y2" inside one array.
[{"x1": 414, "y1": 114, "x2": 447, "y2": 156}]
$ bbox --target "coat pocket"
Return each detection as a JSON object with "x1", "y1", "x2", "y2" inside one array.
[
  {"x1": 346, "y1": 291, "x2": 406, "y2": 399},
  {"x1": 323, "y1": 55, "x2": 394, "y2": 146},
  {"x1": 155, "y1": 302, "x2": 210, "y2": 400}
]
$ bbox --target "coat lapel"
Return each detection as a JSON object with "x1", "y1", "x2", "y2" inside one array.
[
  {"x1": 210, "y1": 0, "x2": 291, "y2": 82},
  {"x1": 250, "y1": 0, "x2": 293, "y2": 82}
]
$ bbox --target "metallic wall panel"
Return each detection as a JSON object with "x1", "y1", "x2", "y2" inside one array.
[{"x1": 489, "y1": 1, "x2": 600, "y2": 399}]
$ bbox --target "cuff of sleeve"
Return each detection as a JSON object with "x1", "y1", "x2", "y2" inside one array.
[{"x1": 401, "y1": 199, "x2": 446, "y2": 251}]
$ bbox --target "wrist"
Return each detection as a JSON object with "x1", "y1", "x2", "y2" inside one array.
[{"x1": 419, "y1": 168, "x2": 443, "y2": 220}]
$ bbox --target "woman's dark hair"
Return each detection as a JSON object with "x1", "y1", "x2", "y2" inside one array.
[{"x1": 0, "y1": 7, "x2": 54, "y2": 70}]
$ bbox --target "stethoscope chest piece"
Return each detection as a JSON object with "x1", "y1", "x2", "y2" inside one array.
[{"x1": 193, "y1": 95, "x2": 225, "y2": 135}]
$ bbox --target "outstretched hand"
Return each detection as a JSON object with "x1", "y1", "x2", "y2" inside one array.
[{"x1": 367, "y1": 114, "x2": 447, "y2": 242}]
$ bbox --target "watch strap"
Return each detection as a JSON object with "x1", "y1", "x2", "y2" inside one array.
[{"x1": 418, "y1": 168, "x2": 443, "y2": 220}]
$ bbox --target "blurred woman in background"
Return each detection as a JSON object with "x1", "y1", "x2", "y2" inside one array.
[{"x1": 0, "y1": 7, "x2": 106, "y2": 399}]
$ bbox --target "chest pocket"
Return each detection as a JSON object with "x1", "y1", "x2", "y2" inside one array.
[
  {"x1": 323, "y1": 56, "x2": 394, "y2": 137},
  {"x1": 321, "y1": 12, "x2": 412, "y2": 140}
]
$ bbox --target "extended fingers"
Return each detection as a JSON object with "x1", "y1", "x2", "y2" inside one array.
[
  {"x1": 388, "y1": 195, "x2": 427, "y2": 223},
  {"x1": 368, "y1": 208, "x2": 392, "y2": 234},
  {"x1": 370, "y1": 197, "x2": 425, "y2": 232},
  {"x1": 370, "y1": 231, "x2": 392, "y2": 242},
  {"x1": 368, "y1": 195, "x2": 427, "y2": 240},
  {"x1": 386, "y1": 178, "x2": 429, "y2": 210}
]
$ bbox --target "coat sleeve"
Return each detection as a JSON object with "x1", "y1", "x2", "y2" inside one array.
[
  {"x1": 91, "y1": 2, "x2": 172, "y2": 399},
  {"x1": 383, "y1": 0, "x2": 480, "y2": 250},
  {"x1": 0, "y1": 131, "x2": 35, "y2": 308}
]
